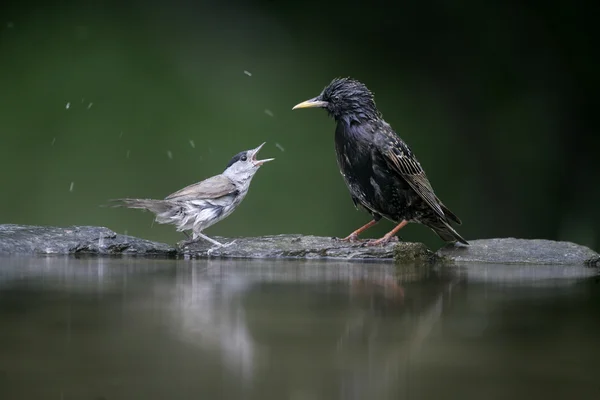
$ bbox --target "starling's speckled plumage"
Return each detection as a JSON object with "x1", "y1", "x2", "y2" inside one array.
[{"x1": 293, "y1": 77, "x2": 468, "y2": 246}]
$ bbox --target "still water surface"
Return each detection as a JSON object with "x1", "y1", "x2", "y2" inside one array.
[{"x1": 0, "y1": 257, "x2": 599, "y2": 399}]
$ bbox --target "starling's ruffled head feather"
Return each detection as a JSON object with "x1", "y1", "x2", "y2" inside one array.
[
  {"x1": 292, "y1": 77, "x2": 380, "y2": 123},
  {"x1": 317, "y1": 77, "x2": 380, "y2": 122}
]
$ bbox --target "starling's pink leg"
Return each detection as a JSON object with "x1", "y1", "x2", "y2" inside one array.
[
  {"x1": 340, "y1": 219, "x2": 379, "y2": 242},
  {"x1": 367, "y1": 220, "x2": 409, "y2": 246}
]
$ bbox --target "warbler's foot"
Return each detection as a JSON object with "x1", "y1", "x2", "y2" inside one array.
[
  {"x1": 207, "y1": 241, "x2": 235, "y2": 256},
  {"x1": 177, "y1": 238, "x2": 198, "y2": 248},
  {"x1": 206, "y1": 240, "x2": 237, "y2": 255}
]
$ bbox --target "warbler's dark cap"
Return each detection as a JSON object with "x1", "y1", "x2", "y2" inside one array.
[
  {"x1": 225, "y1": 151, "x2": 249, "y2": 169},
  {"x1": 224, "y1": 142, "x2": 274, "y2": 170}
]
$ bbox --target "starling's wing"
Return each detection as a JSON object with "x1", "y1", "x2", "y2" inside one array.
[
  {"x1": 380, "y1": 136, "x2": 448, "y2": 222},
  {"x1": 165, "y1": 175, "x2": 238, "y2": 201}
]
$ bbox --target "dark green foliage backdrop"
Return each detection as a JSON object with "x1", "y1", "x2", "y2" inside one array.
[{"x1": 0, "y1": 0, "x2": 597, "y2": 249}]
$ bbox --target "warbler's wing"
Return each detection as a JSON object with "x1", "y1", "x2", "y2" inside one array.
[{"x1": 165, "y1": 175, "x2": 238, "y2": 201}]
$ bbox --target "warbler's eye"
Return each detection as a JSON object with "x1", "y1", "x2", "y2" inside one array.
[{"x1": 241, "y1": 155, "x2": 247, "y2": 161}]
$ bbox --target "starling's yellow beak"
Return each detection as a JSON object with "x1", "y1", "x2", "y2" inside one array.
[{"x1": 292, "y1": 96, "x2": 328, "y2": 110}]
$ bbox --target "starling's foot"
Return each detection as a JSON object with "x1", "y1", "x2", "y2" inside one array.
[
  {"x1": 335, "y1": 220, "x2": 379, "y2": 242},
  {"x1": 365, "y1": 235, "x2": 399, "y2": 246},
  {"x1": 339, "y1": 232, "x2": 360, "y2": 242}
]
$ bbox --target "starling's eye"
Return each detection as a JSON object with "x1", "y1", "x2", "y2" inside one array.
[{"x1": 241, "y1": 155, "x2": 247, "y2": 161}]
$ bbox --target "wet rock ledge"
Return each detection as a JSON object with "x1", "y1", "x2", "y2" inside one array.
[
  {"x1": 0, "y1": 224, "x2": 176, "y2": 257},
  {"x1": 0, "y1": 224, "x2": 598, "y2": 267}
]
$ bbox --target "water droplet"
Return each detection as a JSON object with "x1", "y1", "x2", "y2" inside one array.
[
  {"x1": 87, "y1": 102, "x2": 93, "y2": 109},
  {"x1": 189, "y1": 140, "x2": 195, "y2": 148},
  {"x1": 275, "y1": 143, "x2": 285, "y2": 152},
  {"x1": 264, "y1": 109, "x2": 274, "y2": 117},
  {"x1": 65, "y1": 102, "x2": 70, "y2": 110},
  {"x1": 167, "y1": 150, "x2": 173, "y2": 159},
  {"x1": 69, "y1": 182, "x2": 74, "y2": 192},
  {"x1": 243, "y1": 70, "x2": 252, "y2": 77}
]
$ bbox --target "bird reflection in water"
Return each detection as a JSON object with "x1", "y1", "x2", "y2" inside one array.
[
  {"x1": 168, "y1": 265, "x2": 258, "y2": 384},
  {"x1": 350, "y1": 276, "x2": 405, "y2": 305}
]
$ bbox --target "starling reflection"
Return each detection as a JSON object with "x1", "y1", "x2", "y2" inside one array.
[{"x1": 293, "y1": 77, "x2": 468, "y2": 246}]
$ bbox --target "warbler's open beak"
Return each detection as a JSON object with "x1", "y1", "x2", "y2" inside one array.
[
  {"x1": 251, "y1": 142, "x2": 275, "y2": 166},
  {"x1": 292, "y1": 96, "x2": 329, "y2": 110}
]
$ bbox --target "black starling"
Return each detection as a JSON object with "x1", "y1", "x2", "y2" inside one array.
[{"x1": 292, "y1": 77, "x2": 468, "y2": 246}]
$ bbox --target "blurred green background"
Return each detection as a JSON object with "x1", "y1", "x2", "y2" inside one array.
[{"x1": 0, "y1": 0, "x2": 597, "y2": 250}]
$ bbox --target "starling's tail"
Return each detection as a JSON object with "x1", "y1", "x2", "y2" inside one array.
[
  {"x1": 427, "y1": 218, "x2": 469, "y2": 245},
  {"x1": 440, "y1": 203, "x2": 462, "y2": 225},
  {"x1": 108, "y1": 198, "x2": 172, "y2": 215}
]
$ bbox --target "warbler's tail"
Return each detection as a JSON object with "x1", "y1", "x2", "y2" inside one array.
[{"x1": 108, "y1": 198, "x2": 172, "y2": 215}]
